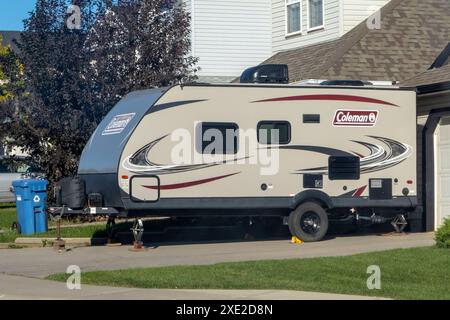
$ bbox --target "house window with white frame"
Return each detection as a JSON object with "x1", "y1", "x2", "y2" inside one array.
[
  {"x1": 286, "y1": 0, "x2": 301, "y2": 35},
  {"x1": 308, "y1": 0, "x2": 324, "y2": 30}
]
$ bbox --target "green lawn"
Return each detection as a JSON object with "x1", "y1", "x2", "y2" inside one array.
[
  {"x1": 48, "y1": 246, "x2": 449, "y2": 300},
  {"x1": 0, "y1": 207, "x2": 108, "y2": 243},
  {"x1": 0, "y1": 206, "x2": 17, "y2": 233}
]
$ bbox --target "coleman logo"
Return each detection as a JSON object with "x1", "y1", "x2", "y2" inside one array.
[
  {"x1": 333, "y1": 110, "x2": 378, "y2": 127},
  {"x1": 102, "y1": 113, "x2": 136, "y2": 135}
]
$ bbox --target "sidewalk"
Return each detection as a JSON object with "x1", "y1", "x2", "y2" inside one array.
[{"x1": 0, "y1": 274, "x2": 387, "y2": 300}]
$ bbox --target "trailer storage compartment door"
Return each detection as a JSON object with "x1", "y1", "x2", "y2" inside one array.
[
  {"x1": 130, "y1": 176, "x2": 160, "y2": 202},
  {"x1": 436, "y1": 117, "x2": 450, "y2": 229}
]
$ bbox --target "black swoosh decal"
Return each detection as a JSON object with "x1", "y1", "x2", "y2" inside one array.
[
  {"x1": 147, "y1": 100, "x2": 208, "y2": 115},
  {"x1": 276, "y1": 145, "x2": 354, "y2": 157},
  {"x1": 124, "y1": 135, "x2": 249, "y2": 175},
  {"x1": 294, "y1": 136, "x2": 412, "y2": 175}
]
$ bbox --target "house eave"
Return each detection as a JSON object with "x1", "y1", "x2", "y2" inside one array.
[{"x1": 417, "y1": 81, "x2": 450, "y2": 95}]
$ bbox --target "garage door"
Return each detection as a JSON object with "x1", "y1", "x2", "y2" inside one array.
[{"x1": 436, "y1": 117, "x2": 450, "y2": 229}]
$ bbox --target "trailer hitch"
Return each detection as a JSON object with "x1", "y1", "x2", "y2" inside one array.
[
  {"x1": 352, "y1": 209, "x2": 408, "y2": 233},
  {"x1": 352, "y1": 209, "x2": 388, "y2": 225},
  {"x1": 48, "y1": 206, "x2": 66, "y2": 251}
]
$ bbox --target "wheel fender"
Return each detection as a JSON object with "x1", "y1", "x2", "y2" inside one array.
[{"x1": 291, "y1": 190, "x2": 333, "y2": 210}]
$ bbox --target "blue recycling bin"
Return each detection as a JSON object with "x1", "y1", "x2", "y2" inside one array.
[{"x1": 12, "y1": 179, "x2": 49, "y2": 235}]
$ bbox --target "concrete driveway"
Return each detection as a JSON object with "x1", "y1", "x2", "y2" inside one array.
[{"x1": 0, "y1": 232, "x2": 434, "y2": 278}]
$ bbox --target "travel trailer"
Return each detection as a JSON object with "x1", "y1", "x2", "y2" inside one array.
[{"x1": 53, "y1": 82, "x2": 417, "y2": 242}]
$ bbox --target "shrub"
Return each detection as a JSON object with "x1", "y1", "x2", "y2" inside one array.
[{"x1": 435, "y1": 218, "x2": 450, "y2": 248}]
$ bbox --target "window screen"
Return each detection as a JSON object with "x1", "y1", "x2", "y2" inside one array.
[
  {"x1": 257, "y1": 121, "x2": 291, "y2": 145},
  {"x1": 200, "y1": 122, "x2": 239, "y2": 154},
  {"x1": 286, "y1": 0, "x2": 301, "y2": 34},
  {"x1": 328, "y1": 156, "x2": 360, "y2": 180},
  {"x1": 309, "y1": 0, "x2": 324, "y2": 29}
]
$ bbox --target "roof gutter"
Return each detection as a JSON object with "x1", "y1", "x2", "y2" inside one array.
[{"x1": 416, "y1": 81, "x2": 450, "y2": 95}]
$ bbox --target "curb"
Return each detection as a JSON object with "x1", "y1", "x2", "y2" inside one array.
[
  {"x1": 0, "y1": 243, "x2": 18, "y2": 249},
  {"x1": 14, "y1": 237, "x2": 108, "y2": 247}
]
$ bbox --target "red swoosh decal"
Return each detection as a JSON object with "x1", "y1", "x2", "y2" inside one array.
[
  {"x1": 353, "y1": 185, "x2": 367, "y2": 197},
  {"x1": 143, "y1": 172, "x2": 240, "y2": 190},
  {"x1": 253, "y1": 94, "x2": 398, "y2": 107},
  {"x1": 352, "y1": 151, "x2": 365, "y2": 158}
]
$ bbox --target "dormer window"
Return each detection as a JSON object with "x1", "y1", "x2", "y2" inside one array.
[
  {"x1": 308, "y1": 0, "x2": 324, "y2": 31},
  {"x1": 286, "y1": 0, "x2": 302, "y2": 35}
]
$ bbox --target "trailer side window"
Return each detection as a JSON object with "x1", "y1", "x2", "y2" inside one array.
[
  {"x1": 328, "y1": 156, "x2": 360, "y2": 180},
  {"x1": 200, "y1": 122, "x2": 239, "y2": 154},
  {"x1": 257, "y1": 121, "x2": 291, "y2": 145}
]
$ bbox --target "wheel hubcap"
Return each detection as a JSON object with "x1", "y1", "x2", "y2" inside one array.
[{"x1": 301, "y1": 212, "x2": 321, "y2": 235}]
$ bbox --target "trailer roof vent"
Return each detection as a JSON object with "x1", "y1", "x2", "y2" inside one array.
[
  {"x1": 240, "y1": 64, "x2": 289, "y2": 84},
  {"x1": 320, "y1": 80, "x2": 372, "y2": 86}
]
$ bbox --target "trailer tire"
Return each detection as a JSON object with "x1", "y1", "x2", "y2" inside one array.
[{"x1": 288, "y1": 202, "x2": 328, "y2": 242}]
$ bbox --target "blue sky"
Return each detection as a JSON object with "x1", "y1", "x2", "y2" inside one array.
[{"x1": 0, "y1": 1, "x2": 37, "y2": 31}]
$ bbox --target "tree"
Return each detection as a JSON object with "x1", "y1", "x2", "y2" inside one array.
[
  {"x1": 0, "y1": 35, "x2": 24, "y2": 104},
  {"x1": 0, "y1": 0, "x2": 197, "y2": 194},
  {"x1": 0, "y1": 35, "x2": 25, "y2": 148},
  {"x1": 83, "y1": 0, "x2": 198, "y2": 119}
]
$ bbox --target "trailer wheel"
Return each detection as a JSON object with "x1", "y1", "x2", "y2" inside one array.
[{"x1": 288, "y1": 202, "x2": 329, "y2": 242}]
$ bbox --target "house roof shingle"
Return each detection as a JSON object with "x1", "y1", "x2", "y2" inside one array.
[
  {"x1": 402, "y1": 63, "x2": 450, "y2": 87},
  {"x1": 264, "y1": 0, "x2": 450, "y2": 85}
]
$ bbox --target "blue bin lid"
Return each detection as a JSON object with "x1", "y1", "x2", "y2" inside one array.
[{"x1": 12, "y1": 179, "x2": 48, "y2": 189}]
